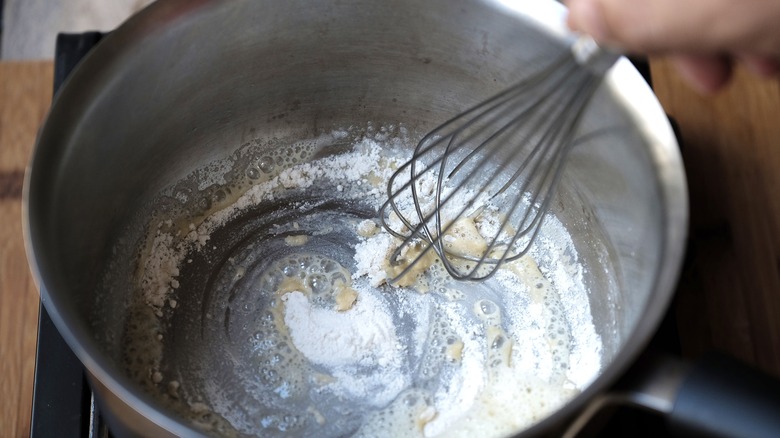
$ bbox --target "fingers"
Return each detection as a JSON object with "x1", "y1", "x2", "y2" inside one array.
[
  {"x1": 566, "y1": 0, "x2": 703, "y2": 52},
  {"x1": 739, "y1": 54, "x2": 780, "y2": 77},
  {"x1": 565, "y1": 0, "x2": 780, "y2": 92},
  {"x1": 672, "y1": 54, "x2": 780, "y2": 93},
  {"x1": 566, "y1": 0, "x2": 780, "y2": 54},
  {"x1": 669, "y1": 54, "x2": 733, "y2": 94}
]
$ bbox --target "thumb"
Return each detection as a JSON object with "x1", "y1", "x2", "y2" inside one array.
[{"x1": 565, "y1": 0, "x2": 774, "y2": 54}]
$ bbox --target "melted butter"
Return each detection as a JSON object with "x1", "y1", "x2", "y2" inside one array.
[
  {"x1": 486, "y1": 326, "x2": 513, "y2": 369},
  {"x1": 311, "y1": 372, "x2": 336, "y2": 386},
  {"x1": 504, "y1": 255, "x2": 549, "y2": 302},
  {"x1": 357, "y1": 220, "x2": 380, "y2": 238},
  {"x1": 131, "y1": 133, "x2": 594, "y2": 437},
  {"x1": 285, "y1": 234, "x2": 310, "y2": 246},
  {"x1": 171, "y1": 184, "x2": 256, "y2": 237},
  {"x1": 355, "y1": 389, "x2": 436, "y2": 438},
  {"x1": 143, "y1": 139, "x2": 319, "y2": 252},
  {"x1": 442, "y1": 217, "x2": 488, "y2": 259},
  {"x1": 433, "y1": 367, "x2": 577, "y2": 438},
  {"x1": 386, "y1": 241, "x2": 438, "y2": 288},
  {"x1": 276, "y1": 277, "x2": 310, "y2": 297},
  {"x1": 445, "y1": 339, "x2": 464, "y2": 363},
  {"x1": 366, "y1": 171, "x2": 385, "y2": 188},
  {"x1": 504, "y1": 255, "x2": 574, "y2": 385},
  {"x1": 307, "y1": 406, "x2": 326, "y2": 425},
  {"x1": 334, "y1": 283, "x2": 358, "y2": 311}
]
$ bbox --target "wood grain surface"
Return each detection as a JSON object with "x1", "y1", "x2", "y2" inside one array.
[
  {"x1": 2, "y1": 58, "x2": 780, "y2": 436},
  {"x1": 0, "y1": 61, "x2": 52, "y2": 438},
  {"x1": 651, "y1": 59, "x2": 780, "y2": 377}
]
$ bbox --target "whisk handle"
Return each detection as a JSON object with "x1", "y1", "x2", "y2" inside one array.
[{"x1": 572, "y1": 36, "x2": 621, "y2": 75}]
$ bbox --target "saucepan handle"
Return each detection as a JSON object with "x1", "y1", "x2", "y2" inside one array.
[
  {"x1": 565, "y1": 352, "x2": 780, "y2": 437},
  {"x1": 669, "y1": 353, "x2": 780, "y2": 437}
]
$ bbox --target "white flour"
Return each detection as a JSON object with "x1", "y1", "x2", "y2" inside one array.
[
  {"x1": 283, "y1": 290, "x2": 401, "y2": 368},
  {"x1": 282, "y1": 289, "x2": 408, "y2": 406},
  {"x1": 129, "y1": 127, "x2": 602, "y2": 437},
  {"x1": 138, "y1": 137, "x2": 402, "y2": 309}
]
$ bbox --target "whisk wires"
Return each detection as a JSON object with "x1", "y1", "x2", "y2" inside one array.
[{"x1": 380, "y1": 46, "x2": 610, "y2": 283}]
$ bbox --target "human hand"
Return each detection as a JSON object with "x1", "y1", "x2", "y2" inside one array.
[{"x1": 565, "y1": 0, "x2": 780, "y2": 93}]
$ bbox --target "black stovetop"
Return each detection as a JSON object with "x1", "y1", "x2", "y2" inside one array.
[{"x1": 30, "y1": 32, "x2": 109, "y2": 438}]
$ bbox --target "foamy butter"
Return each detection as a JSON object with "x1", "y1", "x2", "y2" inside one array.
[
  {"x1": 437, "y1": 367, "x2": 578, "y2": 437},
  {"x1": 269, "y1": 151, "x2": 591, "y2": 435},
  {"x1": 425, "y1": 293, "x2": 576, "y2": 437},
  {"x1": 351, "y1": 188, "x2": 595, "y2": 436},
  {"x1": 284, "y1": 234, "x2": 309, "y2": 246},
  {"x1": 355, "y1": 389, "x2": 437, "y2": 437},
  {"x1": 128, "y1": 128, "x2": 600, "y2": 436}
]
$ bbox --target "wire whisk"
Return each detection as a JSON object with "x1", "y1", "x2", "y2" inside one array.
[{"x1": 379, "y1": 37, "x2": 619, "y2": 283}]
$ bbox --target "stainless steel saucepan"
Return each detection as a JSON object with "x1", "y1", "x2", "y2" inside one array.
[{"x1": 26, "y1": 0, "x2": 778, "y2": 437}]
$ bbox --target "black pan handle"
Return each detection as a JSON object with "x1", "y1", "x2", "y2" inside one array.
[
  {"x1": 565, "y1": 352, "x2": 780, "y2": 437},
  {"x1": 670, "y1": 353, "x2": 780, "y2": 438}
]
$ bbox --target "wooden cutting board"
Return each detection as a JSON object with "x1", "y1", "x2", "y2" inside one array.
[
  {"x1": 2, "y1": 58, "x2": 780, "y2": 435},
  {"x1": 650, "y1": 59, "x2": 780, "y2": 375},
  {"x1": 0, "y1": 61, "x2": 52, "y2": 438}
]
